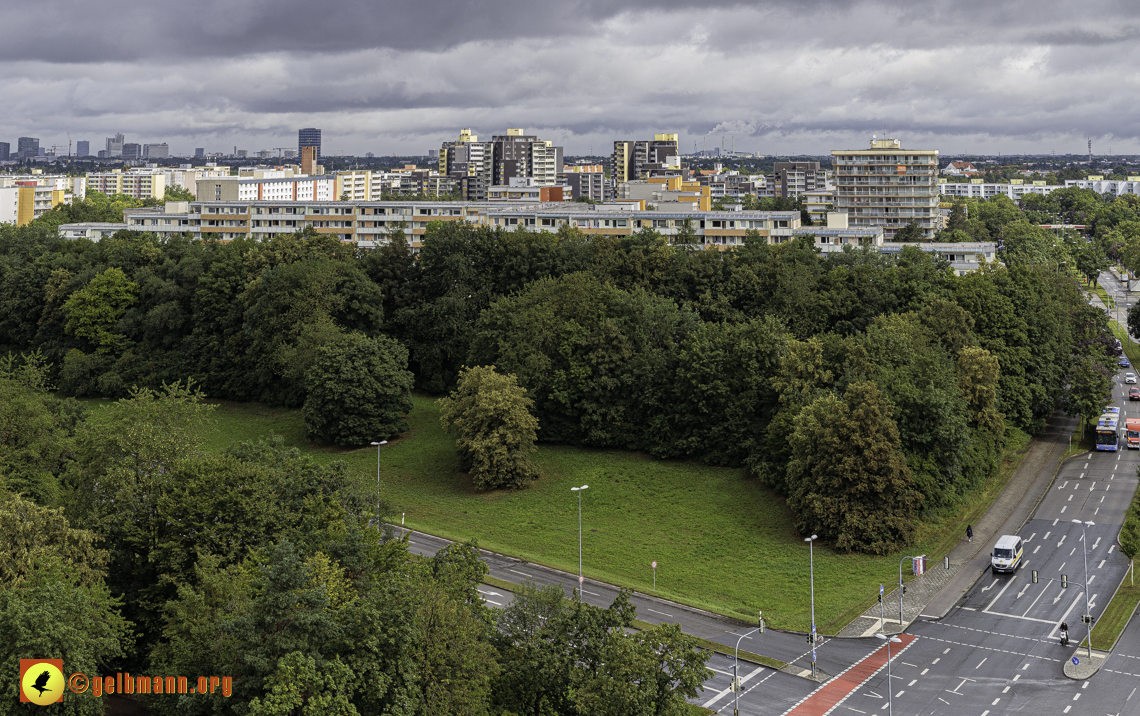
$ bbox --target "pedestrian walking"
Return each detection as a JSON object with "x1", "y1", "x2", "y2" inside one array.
[{"x1": 966, "y1": 525, "x2": 973, "y2": 542}]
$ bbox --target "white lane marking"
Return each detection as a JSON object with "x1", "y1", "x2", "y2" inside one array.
[
  {"x1": 700, "y1": 663, "x2": 765, "y2": 708},
  {"x1": 1110, "y1": 544, "x2": 1117, "y2": 554},
  {"x1": 1028, "y1": 533, "x2": 1036, "y2": 542},
  {"x1": 1071, "y1": 548, "x2": 1076, "y2": 556},
  {"x1": 1061, "y1": 506, "x2": 1067, "y2": 513},
  {"x1": 1053, "y1": 519, "x2": 1059, "y2": 526},
  {"x1": 580, "y1": 589, "x2": 600, "y2": 596},
  {"x1": 477, "y1": 589, "x2": 502, "y2": 596},
  {"x1": 1022, "y1": 584, "x2": 1049, "y2": 616},
  {"x1": 1034, "y1": 545, "x2": 1041, "y2": 553},
  {"x1": 484, "y1": 599, "x2": 502, "y2": 605},
  {"x1": 908, "y1": 679, "x2": 917, "y2": 686},
  {"x1": 984, "y1": 578, "x2": 1017, "y2": 612},
  {"x1": 1096, "y1": 508, "x2": 1100, "y2": 515},
  {"x1": 646, "y1": 608, "x2": 674, "y2": 617},
  {"x1": 921, "y1": 668, "x2": 929, "y2": 675},
  {"x1": 1016, "y1": 584, "x2": 1029, "y2": 599},
  {"x1": 975, "y1": 658, "x2": 987, "y2": 669},
  {"x1": 1013, "y1": 674, "x2": 1020, "y2": 681},
  {"x1": 1068, "y1": 494, "x2": 1073, "y2": 502},
  {"x1": 1093, "y1": 537, "x2": 1101, "y2": 550},
  {"x1": 508, "y1": 569, "x2": 533, "y2": 578},
  {"x1": 1059, "y1": 535, "x2": 1067, "y2": 546},
  {"x1": 981, "y1": 579, "x2": 999, "y2": 592},
  {"x1": 1048, "y1": 592, "x2": 1088, "y2": 638},
  {"x1": 1089, "y1": 575, "x2": 1096, "y2": 585},
  {"x1": 1063, "y1": 481, "x2": 1070, "y2": 488},
  {"x1": 1044, "y1": 532, "x2": 1051, "y2": 539}
]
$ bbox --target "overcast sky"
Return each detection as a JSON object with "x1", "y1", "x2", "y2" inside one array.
[{"x1": 5, "y1": 0, "x2": 1139, "y2": 157}]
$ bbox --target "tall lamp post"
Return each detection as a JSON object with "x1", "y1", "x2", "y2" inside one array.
[
  {"x1": 732, "y1": 612, "x2": 764, "y2": 716},
  {"x1": 1073, "y1": 519, "x2": 1095, "y2": 659},
  {"x1": 571, "y1": 485, "x2": 589, "y2": 583},
  {"x1": 805, "y1": 534, "x2": 818, "y2": 678},
  {"x1": 369, "y1": 440, "x2": 387, "y2": 529},
  {"x1": 875, "y1": 633, "x2": 902, "y2": 716}
]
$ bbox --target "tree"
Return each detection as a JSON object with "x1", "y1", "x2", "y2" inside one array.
[
  {"x1": 438, "y1": 366, "x2": 540, "y2": 490},
  {"x1": 61, "y1": 267, "x2": 138, "y2": 353},
  {"x1": 303, "y1": 332, "x2": 414, "y2": 446},
  {"x1": 786, "y1": 381, "x2": 922, "y2": 553},
  {"x1": 0, "y1": 496, "x2": 131, "y2": 716},
  {"x1": 163, "y1": 185, "x2": 195, "y2": 202},
  {"x1": 893, "y1": 221, "x2": 924, "y2": 242},
  {"x1": 1129, "y1": 301, "x2": 1140, "y2": 342},
  {"x1": 947, "y1": 202, "x2": 968, "y2": 232}
]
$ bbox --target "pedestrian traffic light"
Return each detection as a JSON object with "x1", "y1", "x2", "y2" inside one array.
[
  {"x1": 1032, "y1": 569, "x2": 1038, "y2": 584},
  {"x1": 902, "y1": 586, "x2": 907, "y2": 595},
  {"x1": 1062, "y1": 574, "x2": 1068, "y2": 588}
]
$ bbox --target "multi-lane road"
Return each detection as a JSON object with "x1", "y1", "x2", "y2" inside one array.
[
  {"x1": 394, "y1": 313, "x2": 1140, "y2": 715},
  {"x1": 771, "y1": 369, "x2": 1140, "y2": 715}
]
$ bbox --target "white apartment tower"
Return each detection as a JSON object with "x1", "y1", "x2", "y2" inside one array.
[{"x1": 831, "y1": 138, "x2": 939, "y2": 240}]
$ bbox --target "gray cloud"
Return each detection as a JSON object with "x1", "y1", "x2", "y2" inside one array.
[{"x1": 4, "y1": 0, "x2": 1140, "y2": 156}]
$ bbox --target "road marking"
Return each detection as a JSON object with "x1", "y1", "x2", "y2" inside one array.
[
  {"x1": 900, "y1": 662, "x2": 917, "y2": 667},
  {"x1": 908, "y1": 679, "x2": 917, "y2": 686},
  {"x1": 1093, "y1": 537, "x2": 1101, "y2": 550},
  {"x1": 1068, "y1": 494, "x2": 1073, "y2": 502},
  {"x1": 1013, "y1": 674, "x2": 1020, "y2": 680},
  {"x1": 1073, "y1": 693, "x2": 1080, "y2": 701},
  {"x1": 1102, "y1": 495, "x2": 1106, "y2": 503},
  {"x1": 1048, "y1": 592, "x2": 1088, "y2": 638},
  {"x1": 508, "y1": 569, "x2": 533, "y2": 578},
  {"x1": 1096, "y1": 508, "x2": 1100, "y2": 515},
  {"x1": 1089, "y1": 575, "x2": 1096, "y2": 585},
  {"x1": 1053, "y1": 519, "x2": 1059, "y2": 526},
  {"x1": 1002, "y1": 685, "x2": 1010, "y2": 693},
  {"x1": 1060, "y1": 535, "x2": 1067, "y2": 546},
  {"x1": 1016, "y1": 584, "x2": 1029, "y2": 599},
  {"x1": 1062, "y1": 481, "x2": 1070, "y2": 488},
  {"x1": 1044, "y1": 532, "x2": 1051, "y2": 539},
  {"x1": 1071, "y1": 548, "x2": 1076, "y2": 556},
  {"x1": 1110, "y1": 544, "x2": 1117, "y2": 554},
  {"x1": 981, "y1": 579, "x2": 998, "y2": 592},
  {"x1": 700, "y1": 664, "x2": 765, "y2": 709},
  {"x1": 984, "y1": 578, "x2": 1017, "y2": 611},
  {"x1": 846, "y1": 709, "x2": 865, "y2": 714},
  {"x1": 477, "y1": 589, "x2": 502, "y2": 596},
  {"x1": 895, "y1": 691, "x2": 904, "y2": 697},
  {"x1": 921, "y1": 668, "x2": 928, "y2": 675},
  {"x1": 1028, "y1": 532, "x2": 1036, "y2": 541},
  {"x1": 992, "y1": 697, "x2": 1001, "y2": 705},
  {"x1": 1091, "y1": 482, "x2": 1097, "y2": 490},
  {"x1": 1061, "y1": 506, "x2": 1067, "y2": 513},
  {"x1": 1022, "y1": 584, "x2": 1049, "y2": 615},
  {"x1": 580, "y1": 589, "x2": 600, "y2": 596},
  {"x1": 647, "y1": 608, "x2": 674, "y2": 618},
  {"x1": 976, "y1": 658, "x2": 987, "y2": 669},
  {"x1": 938, "y1": 698, "x2": 949, "y2": 704},
  {"x1": 484, "y1": 599, "x2": 502, "y2": 605}
]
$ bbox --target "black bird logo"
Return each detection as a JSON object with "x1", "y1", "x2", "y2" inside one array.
[{"x1": 31, "y1": 670, "x2": 52, "y2": 697}]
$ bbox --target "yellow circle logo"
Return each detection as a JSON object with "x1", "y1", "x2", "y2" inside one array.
[{"x1": 21, "y1": 662, "x2": 64, "y2": 705}]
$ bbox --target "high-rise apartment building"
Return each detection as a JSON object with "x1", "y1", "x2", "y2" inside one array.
[
  {"x1": 0, "y1": 143, "x2": 9, "y2": 161},
  {"x1": 105, "y1": 134, "x2": 125, "y2": 157},
  {"x1": 144, "y1": 143, "x2": 169, "y2": 158},
  {"x1": 610, "y1": 134, "x2": 679, "y2": 183},
  {"x1": 17, "y1": 137, "x2": 40, "y2": 160},
  {"x1": 439, "y1": 129, "x2": 492, "y2": 201},
  {"x1": 195, "y1": 148, "x2": 205, "y2": 157},
  {"x1": 768, "y1": 161, "x2": 829, "y2": 199},
  {"x1": 490, "y1": 129, "x2": 562, "y2": 187},
  {"x1": 122, "y1": 143, "x2": 142, "y2": 160},
  {"x1": 76, "y1": 141, "x2": 90, "y2": 157},
  {"x1": 831, "y1": 139, "x2": 939, "y2": 240},
  {"x1": 298, "y1": 128, "x2": 321, "y2": 161}
]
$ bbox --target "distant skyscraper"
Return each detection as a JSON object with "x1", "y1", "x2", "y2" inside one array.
[
  {"x1": 195, "y1": 148, "x2": 205, "y2": 157},
  {"x1": 76, "y1": 140, "x2": 90, "y2": 157},
  {"x1": 122, "y1": 143, "x2": 142, "y2": 160},
  {"x1": 0, "y1": 142, "x2": 9, "y2": 161},
  {"x1": 298, "y1": 128, "x2": 321, "y2": 161},
  {"x1": 144, "y1": 143, "x2": 169, "y2": 158},
  {"x1": 17, "y1": 137, "x2": 39, "y2": 160},
  {"x1": 106, "y1": 133, "x2": 124, "y2": 157}
]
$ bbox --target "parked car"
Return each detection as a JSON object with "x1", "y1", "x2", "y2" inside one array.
[
  {"x1": 1121, "y1": 357, "x2": 1131, "y2": 368},
  {"x1": 1127, "y1": 373, "x2": 1138, "y2": 384},
  {"x1": 1129, "y1": 387, "x2": 1140, "y2": 401}
]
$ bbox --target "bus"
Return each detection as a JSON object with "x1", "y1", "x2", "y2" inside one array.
[
  {"x1": 1096, "y1": 414, "x2": 1120, "y2": 451},
  {"x1": 1126, "y1": 418, "x2": 1140, "y2": 449}
]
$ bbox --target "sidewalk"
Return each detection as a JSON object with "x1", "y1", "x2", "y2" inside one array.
[{"x1": 837, "y1": 410, "x2": 1076, "y2": 637}]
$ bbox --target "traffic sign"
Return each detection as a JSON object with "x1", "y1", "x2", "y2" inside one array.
[
  {"x1": 578, "y1": 575, "x2": 583, "y2": 584},
  {"x1": 879, "y1": 584, "x2": 884, "y2": 595},
  {"x1": 1072, "y1": 656, "x2": 1080, "y2": 666},
  {"x1": 652, "y1": 561, "x2": 657, "y2": 568}
]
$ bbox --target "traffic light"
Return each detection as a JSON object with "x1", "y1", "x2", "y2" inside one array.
[
  {"x1": 1062, "y1": 574, "x2": 1068, "y2": 589},
  {"x1": 1032, "y1": 569, "x2": 1038, "y2": 584},
  {"x1": 902, "y1": 586, "x2": 907, "y2": 595},
  {"x1": 758, "y1": 611, "x2": 764, "y2": 633},
  {"x1": 878, "y1": 593, "x2": 882, "y2": 603}
]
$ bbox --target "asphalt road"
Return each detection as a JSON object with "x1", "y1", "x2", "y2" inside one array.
[{"x1": 802, "y1": 370, "x2": 1140, "y2": 716}]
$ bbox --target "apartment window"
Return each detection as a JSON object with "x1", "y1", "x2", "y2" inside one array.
[{"x1": 214, "y1": 186, "x2": 221, "y2": 200}]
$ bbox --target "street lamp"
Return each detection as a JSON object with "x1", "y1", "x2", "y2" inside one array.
[
  {"x1": 369, "y1": 441, "x2": 387, "y2": 529},
  {"x1": 875, "y1": 633, "x2": 902, "y2": 716},
  {"x1": 732, "y1": 612, "x2": 764, "y2": 716},
  {"x1": 1072, "y1": 519, "x2": 1095, "y2": 659},
  {"x1": 571, "y1": 485, "x2": 588, "y2": 583},
  {"x1": 805, "y1": 534, "x2": 818, "y2": 678}
]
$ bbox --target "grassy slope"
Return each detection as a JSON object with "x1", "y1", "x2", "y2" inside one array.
[
  {"x1": 90, "y1": 396, "x2": 1033, "y2": 633},
  {"x1": 1090, "y1": 582, "x2": 1140, "y2": 651}
]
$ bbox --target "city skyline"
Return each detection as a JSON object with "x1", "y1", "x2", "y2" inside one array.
[{"x1": 2, "y1": 0, "x2": 1138, "y2": 156}]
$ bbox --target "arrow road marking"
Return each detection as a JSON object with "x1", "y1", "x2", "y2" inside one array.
[
  {"x1": 981, "y1": 579, "x2": 999, "y2": 592},
  {"x1": 1016, "y1": 584, "x2": 1029, "y2": 599}
]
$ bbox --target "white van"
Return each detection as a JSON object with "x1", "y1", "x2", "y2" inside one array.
[{"x1": 991, "y1": 535, "x2": 1024, "y2": 574}]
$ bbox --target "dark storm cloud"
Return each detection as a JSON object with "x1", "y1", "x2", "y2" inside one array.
[{"x1": 6, "y1": 0, "x2": 1140, "y2": 155}]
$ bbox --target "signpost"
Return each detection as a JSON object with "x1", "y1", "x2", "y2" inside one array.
[{"x1": 652, "y1": 561, "x2": 657, "y2": 592}]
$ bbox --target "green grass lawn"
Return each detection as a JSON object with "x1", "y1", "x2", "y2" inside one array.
[
  {"x1": 85, "y1": 396, "x2": 1034, "y2": 633},
  {"x1": 1090, "y1": 581, "x2": 1140, "y2": 651}
]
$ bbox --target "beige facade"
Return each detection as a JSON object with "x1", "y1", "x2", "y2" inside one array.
[{"x1": 831, "y1": 138, "x2": 939, "y2": 240}]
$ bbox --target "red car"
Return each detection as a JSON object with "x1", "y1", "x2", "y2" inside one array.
[{"x1": 1130, "y1": 387, "x2": 1140, "y2": 401}]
